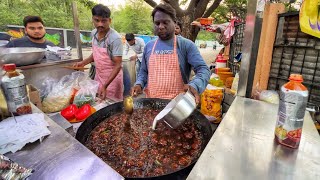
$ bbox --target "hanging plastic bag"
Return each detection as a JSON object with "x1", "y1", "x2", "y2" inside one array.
[
  {"x1": 299, "y1": 0, "x2": 320, "y2": 38},
  {"x1": 73, "y1": 80, "x2": 99, "y2": 107}
]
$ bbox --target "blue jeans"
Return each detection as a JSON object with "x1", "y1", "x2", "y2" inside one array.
[
  {"x1": 123, "y1": 67, "x2": 131, "y2": 96},
  {"x1": 136, "y1": 60, "x2": 141, "y2": 80}
]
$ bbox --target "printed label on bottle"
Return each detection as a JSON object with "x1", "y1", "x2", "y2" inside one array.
[
  {"x1": 275, "y1": 87, "x2": 308, "y2": 148},
  {"x1": 2, "y1": 75, "x2": 31, "y2": 115}
]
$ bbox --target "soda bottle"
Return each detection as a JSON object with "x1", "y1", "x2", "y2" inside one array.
[
  {"x1": 1, "y1": 64, "x2": 32, "y2": 116},
  {"x1": 275, "y1": 74, "x2": 308, "y2": 148}
]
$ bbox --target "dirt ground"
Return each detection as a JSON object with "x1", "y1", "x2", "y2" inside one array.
[{"x1": 199, "y1": 47, "x2": 222, "y2": 65}]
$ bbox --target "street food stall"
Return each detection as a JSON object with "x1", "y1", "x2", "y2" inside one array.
[
  {"x1": 1, "y1": 0, "x2": 320, "y2": 180},
  {"x1": 187, "y1": 0, "x2": 320, "y2": 179}
]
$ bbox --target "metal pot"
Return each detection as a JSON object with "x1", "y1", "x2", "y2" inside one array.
[
  {"x1": 159, "y1": 91, "x2": 197, "y2": 129},
  {"x1": 76, "y1": 98, "x2": 213, "y2": 179},
  {"x1": 0, "y1": 47, "x2": 46, "y2": 66}
]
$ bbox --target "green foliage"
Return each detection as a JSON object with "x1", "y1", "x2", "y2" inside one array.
[
  {"x1": 0, "y1": 0, "x2": 247, "y2": 39},
  {"x1": 196, "y1": 30, "x2": 216, "y2": 41},
  {"x1": 211, "y1": 0, "x2": 247, "y2": 24},
  {"x1": 112, "y1": 0, "x2": 153, "y2": 35},
  {"x1": 0, "y1": 0, "x2": 153, "y2": 35},
  {"x1": 0, "y1": 0, "x2": 94, "y2": 31}
]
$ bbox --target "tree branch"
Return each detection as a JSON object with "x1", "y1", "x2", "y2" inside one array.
[
  {"x1": 194, "y1": 0, "x2": 210, "y2": 18},
  {"x1": 163, "y1": 0, "x2": 184, "y2": 17},
  {"x1": 202, "y1": 0, "x2": 223, "y2": 18},
  {"x1": 185, "y1": 0, "x2": 198, "y2": 15},
  {"x1": 143, "y1": 0, "x2": 157, "y2": 8}
]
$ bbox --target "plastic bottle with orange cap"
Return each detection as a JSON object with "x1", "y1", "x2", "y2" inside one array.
[
  {"x1": 1, "y1": 64, "x2": 32, "y2": 116},
  {"x1": 274, "y1": 74, "x2": 309, "y2": 148}
]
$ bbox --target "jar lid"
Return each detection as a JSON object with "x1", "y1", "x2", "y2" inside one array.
[
  {"x1": 3, "y1": 64, "x2": 16, "y2": 71},
  {"x1": 216, "y1": 54, "x2": 226, "y2": 62},
  {"x1": 289, "y1": 74, "x2": 303, "y2": 82},
  {"x1": 216, "y1": 59, "x2": 227, "y2": 62}
]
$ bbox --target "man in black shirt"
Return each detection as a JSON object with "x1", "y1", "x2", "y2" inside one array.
[{"x1": 6, "y1": 16, "x2": 54, "y2": 48}]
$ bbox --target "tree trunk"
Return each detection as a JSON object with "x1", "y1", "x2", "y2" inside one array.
[
  {"x1": 178, "y1": 15, "x2": 200, "y2": 42},
  {"x1": 144, "y1": 0, "x2": 223, "y2": 42}
]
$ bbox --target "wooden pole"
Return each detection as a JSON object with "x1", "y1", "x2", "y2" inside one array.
[
  {"x1": 252, "y1": 3, "x2": 285, "y2": 96},
  {"x1": 72, "y1": 1, "x2": 83, "y2": 60}
]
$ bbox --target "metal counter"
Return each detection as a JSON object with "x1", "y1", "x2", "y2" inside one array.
[
  {"x1": 19, "y1": 58, "x2": 81, "y2": 90},
  {"x1": 6, "y1": 104, "x2": 124, "y2": 180},
  {"x1": 187, "y1": 97, "x2": 320, "y2": 180},
  {"x1": 18, "y1": 58, "x2": 81, "y2": 70}
]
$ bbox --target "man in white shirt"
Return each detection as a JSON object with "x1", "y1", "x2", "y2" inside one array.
[{"x1": 124, "y1": 33, "x2": 145, "y2": 79}]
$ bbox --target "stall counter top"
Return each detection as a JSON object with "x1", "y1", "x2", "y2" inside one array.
[
  {"x1": 18, "y1": 57, "x2": 82, "y2": 70},
  {"x1": 5, "y1": 103, "x2": 124, "y2": 180},
  {"x1": 187, "y1": 96, "x2": 320, "y2": 180}
]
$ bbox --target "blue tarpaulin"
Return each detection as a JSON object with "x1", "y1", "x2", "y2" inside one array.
[{"x1": 136, "y1": 35, "x2": 157, "y2": 44}]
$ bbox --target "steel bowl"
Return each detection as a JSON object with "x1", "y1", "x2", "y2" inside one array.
[
  {"x1": 0, "y1": 47, "x2": 46, "y2": 66},
  {"x1": 161, "y1": 91, "x2": 197, "y2": 129}
]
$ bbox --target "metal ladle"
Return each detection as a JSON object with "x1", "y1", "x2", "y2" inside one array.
[
  {"x1": 123, "y1": 96, "x2": 134, "y2": 131},
  {"x1": 123, "y1": 96, "x2": 134, "y2": 114}
]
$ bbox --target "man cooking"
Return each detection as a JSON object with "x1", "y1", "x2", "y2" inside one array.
[
  {"x1": 131, "y1": 3, "x2": 210, "y2": 104},
  {"x1": 124, "y1": 33, "x2": 145, "y2": 79},
  {"x1": 74, "y1": 4, "x2": 123, "y2": 100},
  {"x1": 6, "y1": 16, "x2": 54, "y2": 48}
]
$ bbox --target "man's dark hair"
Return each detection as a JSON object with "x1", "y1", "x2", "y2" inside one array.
[
  {"x1": 151, "y1": 3, "x2": 176, "y2": 22},
  {"x1": 23, "y1": 16, "x2": 44, "y2": 27},
  {"x1": 92, "y1": 4, "x2": 111, "y2": 18},
  {"x1": 176, "y1": 21, "x2": 182, "y2": 31},
  {"x1": 125, "y1": 33, "x2": 135, "y2": 41}
]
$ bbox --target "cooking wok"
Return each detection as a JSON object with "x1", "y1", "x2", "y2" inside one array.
[
  {"x1": 76, "y1": 98, "x2": 213, "y2": 180},
  {"x1": 0, "y1": 47, "x2": 46, "y2": 66}
]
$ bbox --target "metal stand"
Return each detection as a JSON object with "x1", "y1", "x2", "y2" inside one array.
[{"x1": 237, "y1": 0, "x2": 260, "y2": 97}]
